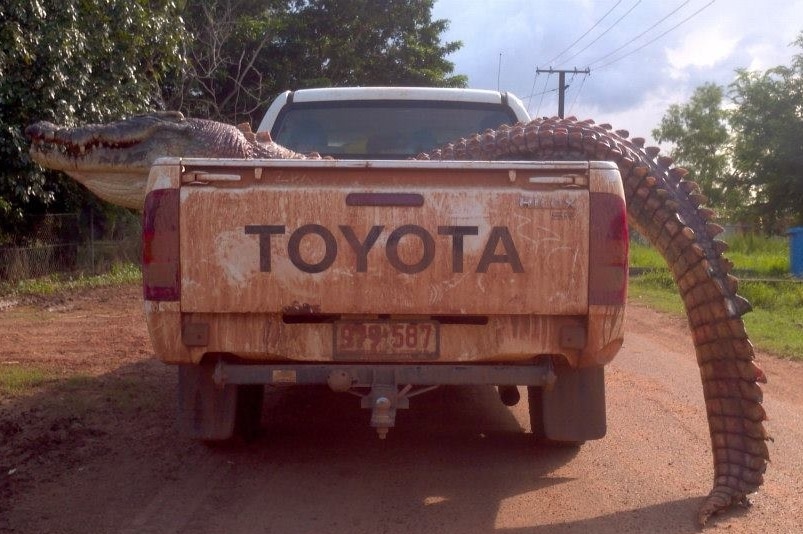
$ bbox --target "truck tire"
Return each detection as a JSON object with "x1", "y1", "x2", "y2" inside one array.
[
  {"x1": 527, "y1": 365, "x2": 606, "y2": 446},
  {"x1": 177, "y1": 362, "x2": 264, "y2": 442},
  {"x1": 234, "y1": 384, "x2": 265, "y2": 441}
]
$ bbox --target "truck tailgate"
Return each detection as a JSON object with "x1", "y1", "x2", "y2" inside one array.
[{"x1": 178, "y1": 160, "x2": 590, "y2": 316}]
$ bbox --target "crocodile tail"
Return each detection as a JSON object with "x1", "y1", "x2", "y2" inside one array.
[{"x1": 421, "y1": 116, "x2": 770, "y2": 526}]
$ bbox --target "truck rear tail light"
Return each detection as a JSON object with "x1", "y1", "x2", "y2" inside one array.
[
  {"x1": 588, "y1": 192, "x2": 629, "y2": 305},
  {"x1": 143, "y1": 188, "x2": 180, "y2": 301}
]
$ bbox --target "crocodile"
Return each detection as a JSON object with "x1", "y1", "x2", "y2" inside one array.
[
  {"x1": 25, "y1": 111, "x2": 303, "y2": 210},
  {"x1": 26, "y1": 112, "x2": 769, "y2": 526}
]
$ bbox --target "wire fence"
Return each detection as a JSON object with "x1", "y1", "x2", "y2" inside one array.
[{"x1": 0, "y1": 212, "x2": 142, "y2": 283}]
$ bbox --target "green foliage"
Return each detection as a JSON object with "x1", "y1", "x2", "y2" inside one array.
[
  {"x1": 724, "y1": 234, "x2": 789, "y2": 276},
  {"x1": 0, "y1": 0, "x2": 186, "y2": 242},
  {"x1": 630, "y1": 234, "x2": 789, "y2": 277},
  {"x1": 275, "y1": 0, "x2": 466, "y2": 88},
  {"x1": 740, "y1": 279, "x2": 803, "y2": 310},
  {"x1": 0, "y1": 262, "x2": 141, "y2": 298},
  {"x1": 629, "y1": 234, "x2": 802, "y2": 358},
  {"x1": 727, "y1": 233, "x2": 789, "y2": 255},
  {"x1": 166, "y1": 0, "x2": 281, "y2": 123},
  {"x1": 170, "y1": 0, "x2": 467, "y2": 126},
  {"x1": 0, "y1": 365, "x2": 57, "y2": 396},
  {"x1": 2, "y1": 0, "x2": 466, "y2": 245},
  {"x1": 729, "y1": 35, "x2": 803, "y2": 229},
  {"x1": 654, "y1": 33, "x2": 803, "y2": 232},
  {"x1": 629, "y1": 239, "x2": 668, "y2": 270},
  {"x1": 629, "y1": 274, "x2": 803, "y2": 359},
  {"x1": 627, "y1": 276, "x2": 685, "y2": 316},
  {"x1": 652, "y1": 84, "x2": 743, "y2": 217}
]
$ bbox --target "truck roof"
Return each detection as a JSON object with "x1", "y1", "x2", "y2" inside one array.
[{"x1": 280, "y1": 86, "x2": 523, "y2": 104}]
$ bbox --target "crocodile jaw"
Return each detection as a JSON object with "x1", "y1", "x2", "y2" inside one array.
[
  {"x1": 25, "y1": 114, "x2": 191, "y2": 209},
  {"x1": 27, "y1": 144, "x2": 151, "y2": 209},
  {"x1": 65, "y1": 169, "x2": 149, "y2": 210}
]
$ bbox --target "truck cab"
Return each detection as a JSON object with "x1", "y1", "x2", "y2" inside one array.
[{"x1": 257, "y1": 87, "x2": 530, "y2": 158}]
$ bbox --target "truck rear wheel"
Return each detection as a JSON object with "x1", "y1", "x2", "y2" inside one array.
[
  {"x1": 527, "y1": 365, "x2": 606, "y2": 446},
  {"x1": 234, "y1": 384, "x2": 265, "y2": 440},
  {"x1": 177, "y1": 362, "x2": 264, "y2": 442}
]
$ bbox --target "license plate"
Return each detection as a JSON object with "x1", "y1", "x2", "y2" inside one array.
[{"x1": 333, "y1": 320, "x2": 440, "y2": 360}]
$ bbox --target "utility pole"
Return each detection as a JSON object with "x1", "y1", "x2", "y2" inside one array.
[{"x1": 535, "y1": 67, "x2": 590, "y2": 118}]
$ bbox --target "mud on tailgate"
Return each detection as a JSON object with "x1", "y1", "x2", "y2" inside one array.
[{"x1": 178, "y1": 160, "x2": 590, "y2": 316}]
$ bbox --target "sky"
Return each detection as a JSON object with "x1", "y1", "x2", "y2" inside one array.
[{"x1": 432, "y1": 0, "x2": 803, "y2": 145}]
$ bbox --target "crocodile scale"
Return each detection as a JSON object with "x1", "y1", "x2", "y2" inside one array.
[{"x1": 417, "y1": 116, "x2": 770, "y2": 526}]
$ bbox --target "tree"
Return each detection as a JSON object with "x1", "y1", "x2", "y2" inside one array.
[
  {"x1": 168, "y1": 0, "x2": 467, "y2": 126},
  {"x1": 165, "y1": 0, "x2": 282, "y2": 123},
  {"x1": 651, "y1": 83, "x2": 744, "y2": 217},
  {"x1": 729, "y1": 35, "x2": 803, "y2": 230},
  {"x1": 653, "y1": 34, "x2": 803, "y2": 232},
  {"x1": 2, "y1": 0, "x2": 465, "y2": 243},
  {"x1": 0, "y1": 0, "x2": 185, "y2": 243},
  {"x1": 276, "y1": 0, "x2": 466, "y2": 89}
]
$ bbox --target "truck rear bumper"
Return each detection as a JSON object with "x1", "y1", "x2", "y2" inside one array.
[
  {"x1": 211, "y1": 360, "x2": 557, "y2": 388},
  {"x1": 145, "y1": 302, "x2": 624, "y2": 368}
]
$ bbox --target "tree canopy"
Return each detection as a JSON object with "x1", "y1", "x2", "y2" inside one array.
[
  {"x1": 0, "y1": 0, "x2": 185, "y2": 242},
  {"x1": 653, "y1": 34, "x2": 803, "y2": 232},
  {"x1": 1, "y1": 0, "x2": 465, "y2": 243},
  {"x1": 169, "y1": 0, "x2": 466, "y2": 125},
  {"x1": 652, "y1": 83, "x2": 738, "y2": 215},
  {"x1": 729, "y1": 37, "x2": 803, "y2": 230}
]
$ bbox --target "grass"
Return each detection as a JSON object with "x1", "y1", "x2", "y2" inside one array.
[
  {"x1": 0, "y1": 365, "x2": 163, "y2": 415},
  {"x1": 630, "y1": 234, "x2": 790, "y2": 276},
  {"x1": 629, "y1": 236, "x2": 803, "y2": 359},
  {"x1": 721, "y1": 234, "x2": 789, "y2": 276},
  {"x1": 628, "y1": 270, "x2": 684, "y2": 315},
  {"x1": 0, "y1": 365, "x2": 59, "y2": 396},
  {"x1": 0, "y1": 262, "x2": 141, "y2": 298}
]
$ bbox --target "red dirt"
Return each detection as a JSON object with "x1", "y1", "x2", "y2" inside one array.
[{"x1": 1, "y1": 285, "x2": 801, "y2": 533}]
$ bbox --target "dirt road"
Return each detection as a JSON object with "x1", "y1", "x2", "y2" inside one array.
[{"x1": 1, "y1": 285, "x2": 801, "y2": 533}]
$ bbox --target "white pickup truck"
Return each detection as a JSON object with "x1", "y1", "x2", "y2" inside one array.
[{"x1": 143, "y1": 87, "x2": 628, "y2": 443}]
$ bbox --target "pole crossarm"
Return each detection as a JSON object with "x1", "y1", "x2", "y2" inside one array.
[{"x1": 535, "y1": 68, "x2": 590, "y2": 118}]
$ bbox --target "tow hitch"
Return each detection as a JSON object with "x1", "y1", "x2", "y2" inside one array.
[
  {"x1": 371, "y1": 396, "x2": 394, "y2": 439},
  {"x1": 210, "y1": 361, "x2": 556, "y2": 439},
  {"x1": 357, "y1": 383, "x2": 438, "y2": 439}
]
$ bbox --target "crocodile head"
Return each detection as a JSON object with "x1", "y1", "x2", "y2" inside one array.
[{"x1": 26, "y1": 111, "x2": 264, "y2": 210}]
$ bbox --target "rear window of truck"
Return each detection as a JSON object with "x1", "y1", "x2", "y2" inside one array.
[{"x1": 270, "y1": 100, "x2": 519, "y2": 159}]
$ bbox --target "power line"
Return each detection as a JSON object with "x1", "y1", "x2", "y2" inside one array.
[
  {"x1": 556, "y1": 0, "x2": 642, "y2": 67},
  {"x1": 544, "y1": 0, "x2": 623, "y2": 66},
  {"x1": 526, "y1": 72, "x2": 540, "y2": 110},
  {"x1": 524, "y1": 72, "x2": 538, "y2": 112},
  {"x1": 522, "y1": 85, "x2": 561, "y2": 101},
  {"x1": 534, "y1": 71, "x2": 552, "y2": 117},
  {"x1": 588, "y1": 0, "x2": 691, "y2": 68},
  {"x1": 594, "y1": 0, "x2": 716, "y2": 70},
  {"x1": 568, "y1": 73, "x2": 590, "y2": 116}
]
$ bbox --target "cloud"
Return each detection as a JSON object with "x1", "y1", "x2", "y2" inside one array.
[
  {"x1": 433, "y1": 0, "x2": 803, "y2": 143},
  {"x1": 666, "y1": 27, "x2": 739, "y2": 74}
]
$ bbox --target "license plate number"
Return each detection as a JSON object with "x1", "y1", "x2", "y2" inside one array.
[{"x1": 333, "y1": 321, "x2": 439, "y2": 360}]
